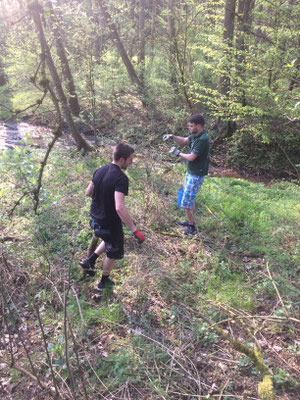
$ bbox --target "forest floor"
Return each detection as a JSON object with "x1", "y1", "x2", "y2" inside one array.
[{"x1": 0, "y1": 119, "x2": 299, "y2": 400}]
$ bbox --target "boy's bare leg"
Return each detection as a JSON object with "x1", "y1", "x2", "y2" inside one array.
[
  {"x1": 102, "y1": 257, "x2": 115, "y2": 276},
  {"x1": 87, "y1": 235, "x2": 99, "y2": 257},
  {"x1": 94, "y1": 241, "x2": 106, "y2": 256},
  {"x1": 185, "y1": 202, "x2": 196, "y2": 225}
]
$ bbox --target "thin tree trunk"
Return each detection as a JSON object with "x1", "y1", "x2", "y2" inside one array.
[
  {"x1": 128, "y1": 0, "x2": 137, "y2": 59},
  {"x1": 172, "y1": 4, "x2": 194, "y2": 113},
  {"x1": 215, "y1": 0, "x2": 237, "y2": 143},
  {"x1": 138, "y1": 0, "x2": 146, "y2": 85},
  {"x1": 96, "y1": 0, "x2": 141, "y2": 88},
  {"x1": 0, "y1": 60, "x2": 5, "y2": 86},
  {"x1": 235, "y1": 0, "x2": 255, "y2": 105},
  {"x1": 46, "y1": 1, "x2": 80, "y2": 116},
  {"x1": 236, "y1": 0, "x2": 255, "y2": 57},
  {"x1": 28, "y1": 0, "x2": 93, "y2": 152},
  {"x1": 219, "y1": 0, "x2": 236, "y2": 95},
  {"x1": 87, "y1": 0, "x2": 105, "y2": 61},
  {"x1": 289, "y1": 38, "x2": 299, "y2": 91},
  {"x1": 149, "y1": 0, "x2": 156, "y2": 60},
  {"x1": 167, "y1": 0, "x2": 178, "y2": 93}
]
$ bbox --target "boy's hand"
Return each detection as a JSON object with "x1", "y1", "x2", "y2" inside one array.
[
  {"x1": 163, "y1": 134, "x2": 173, "y2": 141},
  {"x1": 133, "y1": 229, "x2": 145, "y2": 244},
  {"x1": 169, "y1": 146, "x2": 180, "y2": 157}
]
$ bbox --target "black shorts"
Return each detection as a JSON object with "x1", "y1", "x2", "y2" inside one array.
[{"x1": 90, "y1": 217, "x2": 124, "y2": 260}]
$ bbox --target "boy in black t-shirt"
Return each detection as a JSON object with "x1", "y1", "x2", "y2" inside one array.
[{"x1": 80, "y1": 143, "x2": 145, "y2": 291}]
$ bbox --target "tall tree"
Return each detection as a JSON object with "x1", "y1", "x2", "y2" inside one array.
[
  {"x1": 167, "y1": 0, "x2": 177, "y2": 90},
  {"x1": 28, "y1": 0, "x2": 93, "y2": 151},
  {"x1": 166, "y1": 2, "x2": 194, "y2": 112},
  {"x1": 0, "y1": 58, "x2": 6, "y2": 86},
  {"x1": 138, "y1": 0, "x2": 146, "y2": 84},
  {"x1": 0, "y1": 60, "x2": 6, "y2": 86},
  {"x1": 45, "y1": 1, "x2": 81, "y2": 116},
  {"x1": 219, "y1": 0, "x2": 236, "y2": 95},
  {"x1": 96, "y1": 0, "x2": 142, "y2": 88},
  {"x1": 235, "y1": 0, "x2": 255, "y2": 105}
]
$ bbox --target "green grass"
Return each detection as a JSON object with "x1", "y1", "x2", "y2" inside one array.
[{"x1": 1, "y1": 146, "x2": 299, "y2": 399}]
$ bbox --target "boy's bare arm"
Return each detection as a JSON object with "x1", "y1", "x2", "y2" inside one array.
[
  {"x1": 173, "y1": 135, "x2": 190, "y2": 146},
  {"x1": 86, "y1": 181, "x2": 94, "y2": 197}
]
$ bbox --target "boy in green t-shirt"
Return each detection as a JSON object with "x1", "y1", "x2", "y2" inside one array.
[{"x1": 163, "y1": 114, "x2": 210, "y2": 235}]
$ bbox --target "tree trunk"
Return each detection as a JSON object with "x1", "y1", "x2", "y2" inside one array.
[
  {"x1": 0, "y1": 59, "x2": 6, "y2": 86},
  {"x1": 219, "y1": 0, "x2": 236, "y2": 95},
  {"x1": 289, "y1": 38, "x2": 299, "y2": 91},
  {"x1": 235, "y1": 0, "x2": 255, "y2": 105},
  {"x1": 86, "y1": 0, "x2": 105, "y2": 61},
  {"x1": 223, "y1": 0, "x2": 236, "y2": 47},
  {"x1": 172, "y1": 4, "x2": 194, "y2": 112},
  {"x1": 138, "y1": 0, "x2": 146, "y2": 85},
  {"x1": 149, "y1": 0, "x2": 156, "y2": 60},
  {"x1": 29, "y1": 0, "x2": 93, "y2": 152},
  {"x1": 236, "y1": 0, "x2": 255, "y2": 57},
  {"x1": 96, "y1": 0, "x2": 141, "y2": 88},
  {"x1": 215, "y1": 0, "x2": 238, "y2": 143},
  {"x1": 46, "y1": 1, "x2": 80, "y2": 116},
  {"x1": 167, "y1": 0, "x2": 178, "y2": 92}
]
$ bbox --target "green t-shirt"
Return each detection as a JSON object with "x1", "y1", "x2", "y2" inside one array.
[{"x1": 187, "y1": 131, "x2": 210, "y2": 176}]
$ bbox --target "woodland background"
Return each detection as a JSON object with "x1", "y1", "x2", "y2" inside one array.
[
  {"x1": 0, "y1": 1, "x2": 299, "y2": 400},
  {"x1": 0, "y1": 0, "x2": 299, "y2": 173}
]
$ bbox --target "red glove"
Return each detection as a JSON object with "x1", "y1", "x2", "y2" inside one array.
[{"x1": 133, "y1": 229, "x2": 145, "y2": 244}]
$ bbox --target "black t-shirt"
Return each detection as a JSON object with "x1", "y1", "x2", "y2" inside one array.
[{"x1": 90, "y1": 163, "x2": 129, "y2": 226}]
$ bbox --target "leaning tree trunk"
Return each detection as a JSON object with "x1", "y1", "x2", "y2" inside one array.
[
  {"x1": 46, "y1": 1, "x2": 80, "y2": 116},
  {"x1": 28, "y1": 0, "x2": 93, "y2": 152},
  {"x1": 97, "y1": 0, "x2": 142, "y2": 88}
]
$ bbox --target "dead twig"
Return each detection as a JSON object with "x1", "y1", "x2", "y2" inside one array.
[
  {"x1": 3, "y1": 362, "x2": 57, "y2": 396},
  {"x1": 0, "y1": 281, "x2": 52, "y2": 396},
  {"x1": 265, "y1": 262, "x2": 295, "y2": 329},
  {"x1": 71, "y1": 286, "x2": 84, "y2": 325},
  {"x1": 218, "y1": 378, "x2": 230, "y2": 399},
  {"x1": 35, "y1": 303, "x2": 61, "y2": 398}
]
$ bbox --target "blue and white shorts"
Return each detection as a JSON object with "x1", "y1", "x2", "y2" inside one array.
[{"x1": 180, "y1": 173, "x2": 205, "y2": 209}]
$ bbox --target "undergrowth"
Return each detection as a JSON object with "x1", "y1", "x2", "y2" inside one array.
[{"x1": 0, "y1": 143, "x2": 299, "y2": 399}]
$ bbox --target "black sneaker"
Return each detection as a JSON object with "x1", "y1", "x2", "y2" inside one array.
[
  {"x1": 96, "y1": 278, "x2": 115, "y2": 291},
  {"x1": 80, "y1": 258, "x2": 95, "y2": 277},
  {"x1": 183, "y1": 225, "x2": 197, "y2": 236},
  {"x1": 177, "y1": 220, "x2": 189, "y2": 227}
]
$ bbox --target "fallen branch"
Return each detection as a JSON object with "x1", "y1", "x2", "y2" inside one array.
[
  {"x1": 0, "y1": 236, "x2": 23, "y2": 242},
  {"x1": 4, "y1": 362, "x2": 57, "y2": 396},
  {"x1": 198, "y1": 315, "x2": 275, "y2": 400},
  {"x1": 179, "y1": 301, "x2": 275, "y2": 399}
]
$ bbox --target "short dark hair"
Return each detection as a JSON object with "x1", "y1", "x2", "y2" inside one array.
[
  {"x1": 188, "y1": 114, "x2": 205, "y2": 126},
  {"x1": 113, "y1": 142, "x2": 134, "y2": 161}
]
